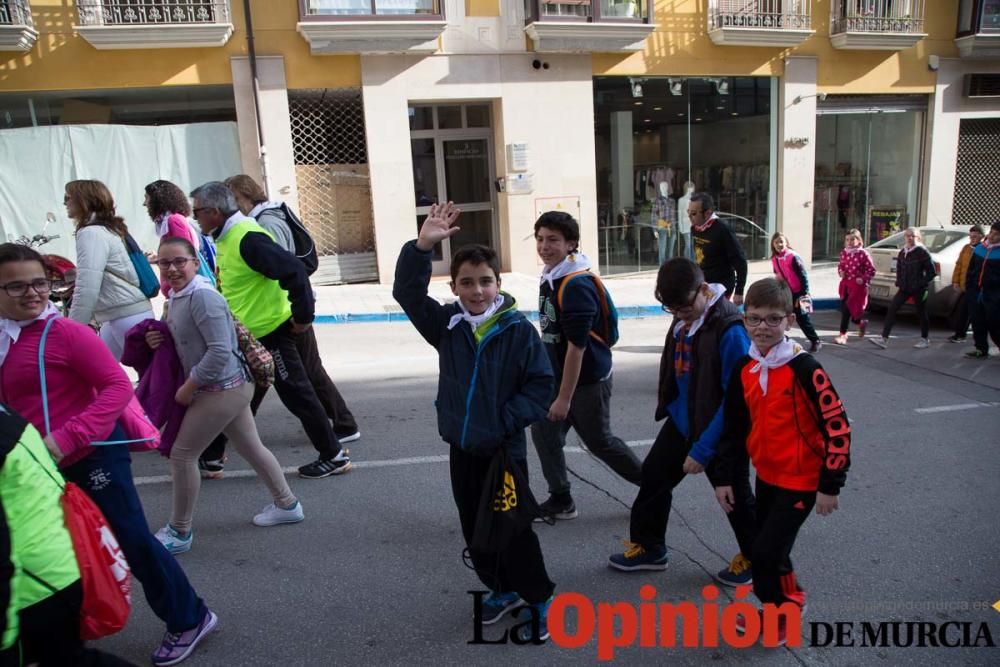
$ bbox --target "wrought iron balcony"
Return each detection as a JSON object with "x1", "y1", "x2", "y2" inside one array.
[
  {"x1": 75, "y1": 1, "x2": 234, "y2": 49},
  {"x1": 830, "y1": 0, "x2": 926, "y2": 50},
  {"x1": 0, "y1": 0, "x2": 38, "y2": 52},
  {"x1": 708, "y1": 0, "x2": 815, "y2": 47},
  {"x1": 523, "y1": 0, "x2": 655, "y2": 52},
  {"x1": 296, "y1": 0, "x2": 446, "y2": 54}
]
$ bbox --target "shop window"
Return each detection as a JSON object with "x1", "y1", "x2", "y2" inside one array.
[
  {"x1": 593, "y1": 76, "x2": 774, "y2": 275},
  {"x1": 812, "y1": 107, "x2": 924, "y2": 259}
]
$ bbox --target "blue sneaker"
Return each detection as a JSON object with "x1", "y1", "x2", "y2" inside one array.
[
  {"x1": 154, "y1": 525, "x2": 192, "y2": 555},
  {"x1": 714, "y1": 553, "x2": 753, "y2": 587},
  {"x1": 514, "y1": 596, "x2": 552, "y2": 643},
  {"x1": 608, "y1": 542, "x2": 668, "y2": 572},
  {"x1": 480, "y1": 591, "x2": 525, "y2": 625}
]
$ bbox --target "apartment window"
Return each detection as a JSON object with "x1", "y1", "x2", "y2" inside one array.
[
  {"x1": 524, "y1": 0, "x2": 646, "y2": 23},
  {"x1": 302, "y1": 0, "x2": 440, "y2": 17},
  {"x1": 957, "y1": 0, "x2": 1000, "y2": 35}
]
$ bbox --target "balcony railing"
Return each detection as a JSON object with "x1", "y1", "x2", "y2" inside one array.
[
  {"x1": 830, "y1": 0, "x2": 924, "y2": 35},
  {"x1": 0, "y1": 0, "x2": 34, "y2": 27},
  {"x1": 301, "y1": 0, "x2": 441, "y2": 18},
  {"x1": 525, "y1": 0, "x2": 647, "y2": 23},
  {"x1": 76, "y1": 0, "x2": 230, "y2": 26},
  {"x1": 709, "y1": 1, "x2": 812, "y2": 32}
]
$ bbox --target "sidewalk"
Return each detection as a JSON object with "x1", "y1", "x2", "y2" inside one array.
[{"x1": 312, "y1": 261, "x2": 843, "y2": 323}]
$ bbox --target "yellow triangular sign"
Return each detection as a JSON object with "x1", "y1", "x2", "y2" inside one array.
[{"x1": 993, "y1": 599, "x2": 1000, "y2": 614}]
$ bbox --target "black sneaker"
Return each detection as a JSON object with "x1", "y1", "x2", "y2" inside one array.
[
  {"x1": 298, "y1": 451, "x2": 352, "y2": 479},
  {"x1": 965, "y1": 349, "x2": 989, "y2": 359},
  {"x1": 807, "y1": 340, "x2": 822, "y2": 354},
  {"x1": 533, "y1": 495, "x2": 577, "y2": 522},
  {"x1": 197, "y1": 457, "x2": 225, "y2": 480},
  {"x1": 948, "y1": 335, "x2": 967, "y2": 344},
  {"x1": 335, "y1": 430, "x2": 361, "y2": 444}
]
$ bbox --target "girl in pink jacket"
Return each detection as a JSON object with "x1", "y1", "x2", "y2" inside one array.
[
  {"x1": 144, "y1": 180, "x2": 206, "y2": 297},
  {"x1": 0, "y1": 243, "x2": 217, "y2": 666},
  {"x1": 834, "y1": 228, "x2": 876, "y2": 345},
  {"x1": 770, "y1": 232, "x2": 820, "y2": 352}
]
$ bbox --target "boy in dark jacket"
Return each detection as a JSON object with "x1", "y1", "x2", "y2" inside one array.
[
  {"x1": 530, "y1": 212, "x2": 642, "y2": 521},
  {"x1": 964, "y1": 221, "x2": 1000, "y2": 359},
  {"x1": 870, "y1": 228, "x2": 936, "y2": 349},
  {"x1": 393, "y1": 202, "x2": 556, "y2": 642},
  {"x1": 714, "y1": 278, "x2": 851, "y2": 645},
  {"x1": 609, "y1": 258, "x2": 756, "y2": 587}
]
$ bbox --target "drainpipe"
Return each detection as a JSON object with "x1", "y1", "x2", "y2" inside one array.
[{"x1": 242, "y1": 0, "x2": 272, "y2": 197}]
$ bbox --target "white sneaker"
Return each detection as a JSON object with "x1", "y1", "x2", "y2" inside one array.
[
  {"x1": 913, "y1": 338, "x2": 930, "y2": 349},
  {"x1": 869, "y1": 337, "x2": 888, "y2": 349},
  {"x1": 155, "y1": 524, "x2": 192, "y2": 554},
  {"x1": 253, "y1": 500, "x2": 305, "y2": 527}
]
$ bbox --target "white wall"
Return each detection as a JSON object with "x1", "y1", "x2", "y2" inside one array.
[
  {"x1": 778, "y1": 56, "x2": 819, "y2": 265},
  {"x1": 922, "y1": 58, "x2": 1000, "y2": 227},
  {"x1": 361, "y1": 53, "x2": 598, "y2": 282}
]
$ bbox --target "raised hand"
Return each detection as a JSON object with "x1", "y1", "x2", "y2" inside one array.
[{"x1": 416, "y1": 201, "x2": 461, "y2": 251}]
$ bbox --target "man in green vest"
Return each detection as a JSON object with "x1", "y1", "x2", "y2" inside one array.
[
  {"x1": 0, "y1": 404, "x2": 133, "y2": 665},
  {"x1": 190, "y1": 182, "x2": 351, "y2": 479}
]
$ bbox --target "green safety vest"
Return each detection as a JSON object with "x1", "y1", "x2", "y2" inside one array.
[
  {"x1": 216, "y1": 219, "x2": 293, "y2": 338},
  {"x1": 0, "y1": 409, "x2": 80, "y2": 639}
]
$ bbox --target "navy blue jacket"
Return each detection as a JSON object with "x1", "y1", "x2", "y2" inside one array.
[
  {"x1": 539, "y1": 274, "x2": 612, "y2": 387},
  {"x1": 393, "y1": 241, "x2": 554, "y2": 459},
  {"x1": 965, "y1": 242, "x2": 1000, "y2": 302}
]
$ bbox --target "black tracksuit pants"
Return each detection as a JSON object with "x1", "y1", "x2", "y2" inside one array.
[
  {"x1": 881, "y1": 289, "x2": 930, "y2": 339},
  {"x1": 968, "y1": 290, "x2": 1000, "y2": 353},
  {"x1": 450, "y1": 444, "x2": 554, "y2": 604},
  {"x1": 630, "y1": 419, "x2": 756, "y2": 555},
  {"x1": 791, "y1": 291, "x2": 819, "y2": 343},
  {"x1": 751, "y1": 478, "x2": 814, "y2": 608},
  {"x1": 202, "y1": 323, "x2": 356, "y2": 462}
]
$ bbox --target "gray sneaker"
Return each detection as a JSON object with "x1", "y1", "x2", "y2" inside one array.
[{"x1": 869, "y1": 336, "x2": 888, "y2": 349}]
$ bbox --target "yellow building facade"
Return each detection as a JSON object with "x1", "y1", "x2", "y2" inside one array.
[{"x1": 2, "y1": 1, "x2": 998, "y2": 282}]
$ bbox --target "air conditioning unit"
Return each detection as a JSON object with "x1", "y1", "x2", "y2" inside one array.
[{"x1": 964, "y1": 73, "x2": 1000, "y2": 98}]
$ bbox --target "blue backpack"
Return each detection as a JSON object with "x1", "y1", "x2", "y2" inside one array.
[
  {"x1": 123, "y1": 233, "x2": 160, "y2": 298},
  {"x1": 557, "y1": 270, "x2": 620, "y2": 348}
]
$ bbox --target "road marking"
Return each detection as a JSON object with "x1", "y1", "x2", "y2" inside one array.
[
  {"x1": 133, "y1": 439, "x2": 655, "y2": 486},
  {"x1": 913, "y1": 402, "x2": 1000, "y2": 414}
]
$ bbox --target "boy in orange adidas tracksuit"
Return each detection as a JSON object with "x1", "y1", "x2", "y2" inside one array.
[{"x1": 714, "y1": 277, "x2": 851, "y2": 619}]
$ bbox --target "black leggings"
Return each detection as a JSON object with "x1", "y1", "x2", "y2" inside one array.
[{"x1": 881, "y1": 289, "x2": 929, "y2": 339}]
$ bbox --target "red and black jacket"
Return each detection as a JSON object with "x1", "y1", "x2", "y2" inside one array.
[{"x1": 714, "y1": 354, "x2": 851, "y2": 495}]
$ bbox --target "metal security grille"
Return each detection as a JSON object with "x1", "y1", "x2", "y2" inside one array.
[
  {"x1": 288, "y1": 88, "x2": 377, "y2": 285},
  {"x1": 953, "y1": 118, "x2": 1000, "y2": 226}
]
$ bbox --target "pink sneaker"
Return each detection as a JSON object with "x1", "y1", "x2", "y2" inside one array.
[
  {"x1": 151, "y1": 610, "x2": 218, "y2": 666},
  {"x1": 858, "y1": 319, "x2": 868, "y2": 337},
  {"x1": 832, "y1": 334, "x2": 848, "y2": 345}
]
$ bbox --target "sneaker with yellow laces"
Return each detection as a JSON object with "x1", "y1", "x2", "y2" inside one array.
[
  {"x1": 714, "y1": 553, "x2": 752, "y2": 587},
  {"x1": 608, "y1": 542, "x2": 668, "y2": 572}
]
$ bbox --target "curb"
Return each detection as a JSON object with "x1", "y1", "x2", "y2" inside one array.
[{"x1": 313, "y1": 298, "x2": 841, "y2": 325}]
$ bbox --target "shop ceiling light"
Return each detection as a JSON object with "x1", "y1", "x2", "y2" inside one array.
[
  {"x1": 668, "y1": 78, "x2": 683, "y2": 96},
  {"x1": 630, "y1": 78, "x2": 644, "y2": 98}
]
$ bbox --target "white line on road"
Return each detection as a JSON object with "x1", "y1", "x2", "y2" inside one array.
[
  {"x1": 913, "y1": 402, "x2": 1000, "y2": 414},
  {"x1": 133, "y1": 439, "x2": 656, "y2": 486}
]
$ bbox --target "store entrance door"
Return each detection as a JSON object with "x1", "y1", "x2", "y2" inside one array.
[{"x1": 410, "y1": 104, "x2": 497, "y2": 275}]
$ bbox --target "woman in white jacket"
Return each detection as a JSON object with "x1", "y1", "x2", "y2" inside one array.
[{"x1": 65, "y1": 179, "x2": 154, "y2": 359}]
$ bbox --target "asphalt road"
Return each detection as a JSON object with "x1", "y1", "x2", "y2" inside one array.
[{"x1": 100, "y1": 312, "x2": 1000, "y2": 666}]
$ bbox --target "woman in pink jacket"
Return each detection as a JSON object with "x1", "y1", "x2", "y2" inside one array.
[
  {"x1": 143, "y1": 180, "x2": 201, "y2": 297},
  {"x1": 0, "y1": 243, "x2": 216, "y2": 666}
]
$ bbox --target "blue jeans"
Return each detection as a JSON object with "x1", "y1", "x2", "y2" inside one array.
[
  {"x1": 62, "y1": 441, "x2": 206, "y2": 633},
  {"x1": 657, "y1": 227, "x2": 676, "y2": 265},
  {"x1": 678, "y1": 232, "x2": 692, "y2": 260}
]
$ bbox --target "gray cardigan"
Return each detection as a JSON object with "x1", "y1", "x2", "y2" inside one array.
[{"x1": 167, "y1": 288, "x2": 244, "y2": 386}]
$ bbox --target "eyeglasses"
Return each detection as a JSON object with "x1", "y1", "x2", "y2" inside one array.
[
  {"x1": 744, "y1": 313, "x2": 788, "y2": 328},
  {"x1": 156, "y1": 257, "x2": 196, "y2": 270},
  {"x1": 660, "y1": 285, "x2": 703, "y2": 313},
  {"x1": 191, "y1": 207, "x2": 213, "y2": 216},
  {"x1": 0, "y1": 278, "x2": 52, "y2": 297}
]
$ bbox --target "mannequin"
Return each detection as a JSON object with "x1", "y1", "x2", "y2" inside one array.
[
  {"x1": 677, "y1": 180, "x2": 695, "y2": 260},
  {"x1": 651, "y1": 181, "x2": 674, "y2": 265}
]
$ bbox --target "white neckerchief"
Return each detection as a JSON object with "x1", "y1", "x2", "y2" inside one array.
[
  {"x1": 902, "y1": 243, "x2": 922, "y2": 256},
  {"x1": 447, "y1": 293, "x2": 506, "y2": 332},
  {"x1": 672, "y1": 283, "x2": 727, "y2": 339},
  {"x1": 540, "y1": 252, "x2": 593, "y2": 291},
  {"x1": 249, "y1": 201, "x2": 282, "y2": 219},
  {"x1": 0, "y1": 302, "x2": 61, "y2": 368},
  {"x1": 748, "y1": 337, "x2": 805, "y2": 395},
  {"x1": 168, "y1": 274, "x2": 214, "y2": 303},
  {"x1": 843, "y1": 245, "x2": 864, "y2": 255},
  {"x1": 693, "y1": 212, "x2": 718, "y2": 233},
  {"x1": 154, "y1": 212, "x2": 173, "y2": 237},
  {"x1": 216, "y1": 211, "x2": 249, "y2": 241}
]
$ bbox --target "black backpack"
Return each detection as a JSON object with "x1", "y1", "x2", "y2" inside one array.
[{"x1": 259, "y1": 203, "x2": 319, "y2": 275}]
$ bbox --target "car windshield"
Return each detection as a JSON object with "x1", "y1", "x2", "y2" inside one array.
[{"x1": 870, "y1": 229, "x2": 967, "y2": 253}]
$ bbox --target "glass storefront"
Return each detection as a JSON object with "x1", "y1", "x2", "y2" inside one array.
[
  {"x1": 593, "y1": 76, "x2": 775, "y2": 275},
  {"x1": 813, "y1": 98, "x2": 925, "y2": 260}
]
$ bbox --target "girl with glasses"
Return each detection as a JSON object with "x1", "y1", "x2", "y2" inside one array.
[{"x1": 146, "y1": 237, "x2": 304, "y2": 556}]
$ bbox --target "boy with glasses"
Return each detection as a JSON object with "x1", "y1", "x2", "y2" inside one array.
[
  {"x1": 609, "y1": 258, "x2": 755, "y2": 587},
  {"x1": 713, "y1": 277, "x2": 852, "y2": 644}
]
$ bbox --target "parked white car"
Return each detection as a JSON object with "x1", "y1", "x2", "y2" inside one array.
[{"x1": 867, "y1": 226, "x2": 971, "y2": 328}]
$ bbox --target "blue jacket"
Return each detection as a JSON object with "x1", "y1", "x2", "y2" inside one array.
[
  {"x1": 393, "y1": 241, "x2": 554, "y2": 459},
  {"x1": 965, "y1": 242, "x2": 1000, "y2": 302}
]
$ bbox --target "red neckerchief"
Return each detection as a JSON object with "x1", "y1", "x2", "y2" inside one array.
[{"x1": 693, "y1": 213, "x2": 717, "y2": 234}]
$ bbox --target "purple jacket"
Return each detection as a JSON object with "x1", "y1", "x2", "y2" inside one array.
[{"x1": 122, "y1": 319, "x2": 185, "y2": 456}]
